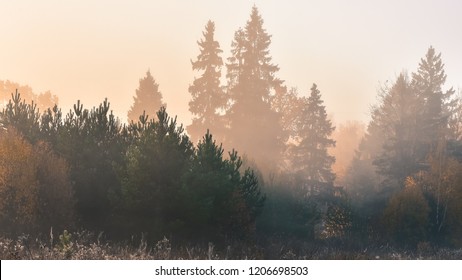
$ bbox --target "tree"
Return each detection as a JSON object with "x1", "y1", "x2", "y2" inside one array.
[
  {"x1": 412, "y1": 46, "x2": 456, "y2": 151},
  {"x1": 257, "y1": 174, "x2": 319, "y2": 242},
  {"x1": 0, "y1": 128, "x2": 38, "y2": 234},
  {"x1": 345, "y1": 47, "x2": 458, "y2": 244},
  {"x1": 0, "y1": 90, "x2": 41, "y2": 142},
  {"x1": 415, "y1": 145, "x2": 462, "y2": 245},
  {"x1": 330, "y1": 121, "x2": 365, "y2": 186},
  {"x1": 225, "y1": 6, "x2": 284, "y2": 174},
  {"x1": 382, "y1": 177, "x2": 430, "y2": 247},
  {"x1": 0, "y1": 80, "x2": 58, "y2": 112},
  {"x1": 54, "y1": 99, "x2": 124, "y2": 231},
  {"x1": 127, "y1": 70, "x2": 165, "y2": 123},
  {"x1": 120, "y1": 107, "x2": 194, "y2": 240},
  {"x1": 0, "y1": 128, "x2": 74, "y2": 235},
  {"x1": 184, "y1": 131, "x2": 265, "y2": 242},
  {"x1": 271, "y1": 86, "x2": 302, "y2": 168},
  {"x1": 373, "y1": 73, "x2": 421, "y2": 187},
  {"x1": 187, "y1": 20, "x2": 226, "y2": 144},
  {"x1": 290, "y1": 84, "x2": 336, "y2": 186}
]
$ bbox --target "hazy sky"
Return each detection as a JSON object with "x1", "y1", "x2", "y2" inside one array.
[{"x1": 1, "y1": 0, "x2": 461, "y2": 125}]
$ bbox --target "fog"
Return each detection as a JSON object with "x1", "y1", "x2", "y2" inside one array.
[
  {"x1": 1, "y1": 0, "x2": 462, "y2": 259},
  {"x1": 1, "y1": 1, "x2": 461, "y2": 127}
]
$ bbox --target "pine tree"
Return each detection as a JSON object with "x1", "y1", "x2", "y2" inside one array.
[
  {"x1": 187, "y1": 20, "x2": 226, "y2": 143},
  {"x1": 291, "y1": 84, "x2": 335, "y2": 185},
  {"x1": 121, "y1": 107, "x2": 194, "y2": 238},
  {"x1": 127, "y1": 70, "x2": 165, "y2": 123},
  {"x1": 225, "y1": 6, "x2": 284, "y2": 172},
  {"x1": 184, "y1": 131, "x2": 265, "y2": 240}
]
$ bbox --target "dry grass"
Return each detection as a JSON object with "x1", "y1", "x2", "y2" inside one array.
[{"x1": 1, "y1": 230, "x2": 461, "y2": 260}]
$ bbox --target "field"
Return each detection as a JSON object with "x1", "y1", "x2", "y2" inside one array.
[{"x1": 1, "y1": 231, "x2": 461, "y2": 260}]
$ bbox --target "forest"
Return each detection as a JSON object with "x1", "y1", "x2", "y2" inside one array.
[{"x1": 1, "y1": 6, "x2": 462, "y2": 259}]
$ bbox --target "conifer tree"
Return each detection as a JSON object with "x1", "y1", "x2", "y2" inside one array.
[
  {"x1": 187, "y1": 20, "x2": 226, "y2": 143},
  {"x1": 121, "y1": 107, "x2": 194, "y2": 238},
  {"x1": 291, "y1": 84, "x2": 335, "y2": 185},
  {"x1": 225, "y1": 6, "x2": 284, "y2": 172},
  {"x1": 184, "y1": 131, "x2": 265, "y2": 240},
  {"x1": 373, "y1": 73, "x2": 421, "y2": 186},
  {"x1": 413, "y1": 46, "x2": 456, "y2": 150},
  {"x1": 127, "y1": 70, "x2": 165, "y2": 123}
]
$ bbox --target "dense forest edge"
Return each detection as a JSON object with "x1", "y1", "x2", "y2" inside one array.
[{"x1": 1, "y1": 6, "x2": 462, "y2": 259}]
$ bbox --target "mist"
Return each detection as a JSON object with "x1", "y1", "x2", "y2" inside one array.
[{"x1": 1, "y1": 1, "x2": 462, "y2": 260}]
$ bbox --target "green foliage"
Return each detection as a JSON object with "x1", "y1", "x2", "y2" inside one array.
[
  {"x1": 0, "y1": 90, "x2": 41, "y2": 142},
  {"x1": 57, "y1": 99, "x2": 124, "y2": 230},
  {"x1": 2, "y1": 6, "x2": 462, "y2": 256},
  {"x1": 183, "y1": 131, "x2": 265, "y2": 242},
  {"x1": 119, "y1": 107, "x2": 194, "y2": 239},
  {"x1": 58, "y1": 230, "x2": 73, "y2": 259},
  {"x1": 257, "y1": 178, "x2": 320, "y2": 241}
]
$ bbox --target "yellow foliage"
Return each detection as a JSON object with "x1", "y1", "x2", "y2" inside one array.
[
  {"x1": 383, "y1": 177, "x2": 430, "y2": 245},
  {"x1": 0, "y1": 128, "x2": 38, "y2": 231},
  {"x1": 0, "y1": 128, "x2": 74, "y2": 234}
]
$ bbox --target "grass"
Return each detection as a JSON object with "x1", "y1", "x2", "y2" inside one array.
[{"x1": 1, "y1": 230, "x2": 461, "y2": 260}]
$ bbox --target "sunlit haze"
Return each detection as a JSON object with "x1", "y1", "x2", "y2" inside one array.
[{"x1": 1, "y1": 0, "x2": 461, "y2": 125}]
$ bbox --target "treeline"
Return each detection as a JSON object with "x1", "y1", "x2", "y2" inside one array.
[
  {"x1": 345, "y1": 47, "x2": 462, "y2": 247},
  {"x1": 0, "y1": 7, "x2": 342, "y2": 249},
  {"x1": 0, "y1": 94, "x2": 268, "y2": 245},
  {"x1": 1, "y1": 5, "x2": 462, "y2": 252}
]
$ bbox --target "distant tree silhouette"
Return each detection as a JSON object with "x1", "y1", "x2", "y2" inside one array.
[
  {"x1": 187, "y1": 20, "x2": 226, "y2": 144},
  {"x1": 127, "y1": 70, "x2": 165, "y2": 123},
  {"x1": 373, "y1": 73, "x2": 421, "y2": 188},
  {"x1": 330, "y1": 121, "x2": 365, "y2": 186},
  {"x1": 413, "y1": 46, "x2": 456, "y2": 152},
  {"x1": 290, "y1": 84, "x2": 335, "y2": 185},
  {"x1": 225, "y1": 6, "x2": 284, "y2": 173},
  {"x1": 0, "y1": 80, "x2": 58, "y2": 112}
]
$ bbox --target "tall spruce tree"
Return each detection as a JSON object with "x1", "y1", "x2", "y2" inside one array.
[
  {"x1": 291, "y1": 84, "x2": 335, "y2": 185},
  {"x1": 225, "y1": 6, "x2": 284, "y2": 173},
  {"x1": 187, "y1": 20, "x2": 226, "y2": 143},
  {"x1": 127, "y1": 70, "x2": 165, "y2": 123},
  {"x1": 413, "y1": 46, "x2": 456, "y2": 150}
]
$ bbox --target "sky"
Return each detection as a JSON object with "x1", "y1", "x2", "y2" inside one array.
[{"x1": 1, "y1": 0, "x2": 461, "y2": 126}]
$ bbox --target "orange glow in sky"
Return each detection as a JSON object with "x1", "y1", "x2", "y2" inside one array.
[{"x1": 1, "y1": 0, "x2": 461, "y2": 125}]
